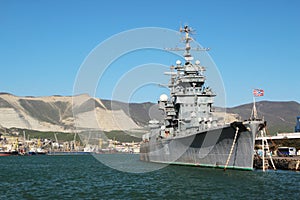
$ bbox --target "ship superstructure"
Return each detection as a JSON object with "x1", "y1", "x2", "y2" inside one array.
[{"x1": 156, "y1": 25, "x2": 220, "y2": 139}]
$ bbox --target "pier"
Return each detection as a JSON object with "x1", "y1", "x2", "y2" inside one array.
[{"x1": 254, "y1": 156, "x2": 300, "y2": 171}]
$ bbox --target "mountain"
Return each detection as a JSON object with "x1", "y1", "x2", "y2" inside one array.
[
  {"x1": 0, "y1": 93, "x2": 142, "y2": 132},
  {"x1": 0, "y1": 93, "x2": 298, "y2": 134}
]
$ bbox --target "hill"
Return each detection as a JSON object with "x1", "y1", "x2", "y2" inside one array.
[
  {"x1": 0, "y1": 93, "x2": 299, "y2": 135},
  {"x1": 227, "y1": 101, "x2": 300, "y2": 134},
  {"x1": 0, "y1": 93, "x2": 141, "y2": 132}
]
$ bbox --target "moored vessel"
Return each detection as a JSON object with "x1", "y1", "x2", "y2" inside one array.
[
  {"x1": 140, "y1": 25, "x2": 265, "y2": 170},
  {"x1": 0, "y1": 148, "x2": 18, "y2": 156}
]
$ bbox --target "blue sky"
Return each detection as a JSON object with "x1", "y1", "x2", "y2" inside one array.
[{"x1": 0, "y1": 0, "x2": 299, "y2": 107}]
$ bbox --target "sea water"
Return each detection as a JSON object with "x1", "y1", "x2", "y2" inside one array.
[{"x1": 0, "y1": 154, "x2": 299, "y2": 199}]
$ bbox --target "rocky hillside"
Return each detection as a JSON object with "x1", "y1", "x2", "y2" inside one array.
[
  {"x1": 0, "y1": 93, "x2": 298, "y2": 134},
  {"x1": 0, "y1": 93, "x2": 142, "y2": 132}
]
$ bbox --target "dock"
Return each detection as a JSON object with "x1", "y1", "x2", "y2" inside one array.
[{"x1": 254, "y1": 156, "x2": 300, "y2": 171}]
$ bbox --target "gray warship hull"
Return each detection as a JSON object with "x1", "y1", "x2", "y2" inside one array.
[
  {"x1": 140, "y1": 121, "x2": 260, "y2": 170},
  {"x1": 140, "y1": 25, "x2": 262, "y2": 171}
]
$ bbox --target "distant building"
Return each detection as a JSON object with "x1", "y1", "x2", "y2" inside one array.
[
  {"x1": 256, "y1": 132, "x2": 300, "y2": 140},
  {"x1": 295, "y1": 116, "x2": 300, "y2": 132}
]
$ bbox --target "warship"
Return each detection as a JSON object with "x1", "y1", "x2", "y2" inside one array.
[{"x1": 140, "y1": 25, "x2": 265, "y2": 170}]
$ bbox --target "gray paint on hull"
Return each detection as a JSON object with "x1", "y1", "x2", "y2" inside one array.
[{"x1": 140, "y1": 122, "x2": 258, "y2": 170}]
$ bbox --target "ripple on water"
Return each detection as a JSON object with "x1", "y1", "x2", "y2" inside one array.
[{"x1": 0, "y1": 155, "x2": 299, "y2": 199}]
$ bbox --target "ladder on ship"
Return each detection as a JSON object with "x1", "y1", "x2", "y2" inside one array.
[{"x1": 260, "y1": 128, "x2": 276, "y2": 171}]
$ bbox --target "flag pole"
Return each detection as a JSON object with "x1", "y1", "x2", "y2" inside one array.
[{"x1": 251, "y1": 92, "x2": 258, "y2": 120}]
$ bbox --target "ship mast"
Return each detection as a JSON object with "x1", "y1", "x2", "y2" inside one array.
[
  {"x1": 251, "y1": 97, "x2": 258, "y2": 120},
  {"x1": 165, "y1": 25, "x2": 210, "y2": 59},
  {"x1": 180, "y1": 25, "x2": 193, "y2": 62},
  {"x1": 158, "y1": 25, "x2": 217, "y2": 137},
  {"x1": 251, "y1": 89, "x2": 264, "y2": 120}
]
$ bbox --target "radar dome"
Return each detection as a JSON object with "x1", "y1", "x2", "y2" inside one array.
[
  {"x1": 195, "y1": 60, "x2": 200, "y2": 65},
  {"x1": 159, "y1": 94, "x2": 168, "y2": 101},
  {"x1": 176, "y1": 60, "x2": 181, "y2": 65}
]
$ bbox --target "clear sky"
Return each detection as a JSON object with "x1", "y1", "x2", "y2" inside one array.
[{"x1": 0, "y1": 0, "x2": 299, "y2": 107}]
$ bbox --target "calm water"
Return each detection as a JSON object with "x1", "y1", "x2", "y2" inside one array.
[{"x1": 0, "y1": 154, "x2": 299, "y2": 199}]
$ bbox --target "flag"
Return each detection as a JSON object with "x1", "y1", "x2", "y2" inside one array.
[{"x1": 253, "y1": 89, "x2": 264, "y2": 97}]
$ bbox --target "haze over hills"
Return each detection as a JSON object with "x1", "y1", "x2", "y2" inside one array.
[{"x1": 0, "y1": 93, "x2": 298, "y2": 135}]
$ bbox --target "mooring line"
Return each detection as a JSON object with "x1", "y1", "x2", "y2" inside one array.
[{"x1": 224, "y1": 127, "x2": 239, "y2": 171}]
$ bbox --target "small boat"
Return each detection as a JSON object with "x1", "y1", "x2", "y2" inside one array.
[
  {"x1": 0, "y1": 148, "x2": 18, "y2": 156},
  {"x1": 28, "y1": 147, "x2": 48, "y2": 155},
  {"x1": 0, "y1": 151, "x2": 12, "y2": 156}
]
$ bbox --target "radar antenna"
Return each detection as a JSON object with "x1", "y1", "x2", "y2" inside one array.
[{"x1": 165, "y1": 25, "x2": 210, "y2": 62}]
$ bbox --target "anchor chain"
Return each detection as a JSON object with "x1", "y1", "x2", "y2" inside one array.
[{"x1": 224, "y1": 127, "x2": 239, "y2": 171}]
